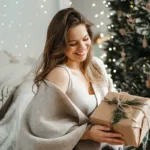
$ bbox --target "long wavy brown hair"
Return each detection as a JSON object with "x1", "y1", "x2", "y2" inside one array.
[{"x1": 34, "y1": 8, "x2": 104, "y2": 89}]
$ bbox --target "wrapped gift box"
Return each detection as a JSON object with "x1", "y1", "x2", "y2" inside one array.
[{"x1": 89, "y1": 92, "x2": 150, "y2": 147}]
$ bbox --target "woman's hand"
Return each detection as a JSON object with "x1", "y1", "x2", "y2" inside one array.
[{"x1": 81, "y1": 125, "x2": 125, "y2": 145}]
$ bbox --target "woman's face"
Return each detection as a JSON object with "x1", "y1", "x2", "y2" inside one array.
[{"x1": 65, "y1": 24, "x2": 91, "y2": 64}]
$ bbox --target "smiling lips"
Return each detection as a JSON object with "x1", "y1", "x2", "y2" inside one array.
[{"x1": 75, "y1": 50, "x2": 87, "y2": 56}]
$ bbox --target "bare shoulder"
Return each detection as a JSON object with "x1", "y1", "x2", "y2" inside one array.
[{"x1": 45, "y1": 66, "x2": 69, "y2": 93}]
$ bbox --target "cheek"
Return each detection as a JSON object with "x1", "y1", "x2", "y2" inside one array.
[
  {"x1": 65, "y1": 48, "x2": 74, "y2": 56},
  {"x1": 87, "y1": 39, "x2": 92, "y2": 47},
  {"x1": 65, "y1": 49, "x2": 70, "y2": 56}
]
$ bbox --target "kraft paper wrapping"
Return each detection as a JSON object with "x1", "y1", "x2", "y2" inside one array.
[{"x1": 89, "y1": 92, "x2": 150, "y2": 147}]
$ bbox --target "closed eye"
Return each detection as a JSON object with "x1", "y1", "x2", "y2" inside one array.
[
  {"x1": 69, "y1": 36, "x2": 89, "y2": 46},
  {"x1": 69, "y1": 43, "x2": 76, "y2": 46},
  {"x1": 83, "y1": 38, "x2": 89, "y2": 41}
]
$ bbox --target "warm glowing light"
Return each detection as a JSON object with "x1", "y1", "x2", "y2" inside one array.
[
  {"x1": 103, "y1": 1, "x2": 106, "y2": 4},
  {"x1": 95, "y1": 14, "x2": 99, "y2": 18},
  {"x1": 96, "y1": 25, "x2": 100, "y2": 28},
  {"x1": 92, "y1": 3, "x2": 96, "y2": 7},
  {"x1": 100, "y1": 33, "x2": 104, "y2": 37},
  {"x1": 100, "y1": 11, "x2": 104, "y2": 15},
  {"x1": 100, "y1": 22, "x2": 104, "y2": 25},
  {"x1": 109, "y1": 48, "x2": 112, "y2": 51},
  {"x1": 99, "y1": 44, "x2": 103, "y2": 48}
]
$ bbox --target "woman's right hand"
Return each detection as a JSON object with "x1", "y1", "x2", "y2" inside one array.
[{"x1": 81, "y1": 125, "x2": 125, "y2": 145}]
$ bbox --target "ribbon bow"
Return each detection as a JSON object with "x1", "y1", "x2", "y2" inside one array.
[{"x1": 104, "y1": 92, "x2": 144, "y2": 125}]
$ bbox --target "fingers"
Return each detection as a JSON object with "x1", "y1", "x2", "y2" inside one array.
[
  {"x1": 94, "y1": 125, "x2": 110, "y2": 131},
  {"x1": 94, "y1": 125, "x2": 123, "y2": 138},
  {"x1": 102, "y1": 137, "x2": 125, "y2": 145},
  {"x1": 106, "y1": 142, "x2": 124, "y2": 145},
  {"x1": 94, "y1": 125, "x2": 124, "y2": 145},
  {"x1": 104, "y1": 132, "x2": 123, "y2": 138},
  {"x1": 120, "y1": 92, "x2": 128, "y2": 94},
  {"x1": 103, "y1": 131, "x2": 124, "y2": 145},
  {"x1": 90, "y1": 125, "x2": 125, "y2": 145}
]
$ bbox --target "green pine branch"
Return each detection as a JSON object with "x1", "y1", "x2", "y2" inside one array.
[
  {"x1": 111, "y1": 106, "x2": 128, "y2": 125},
  {"x1": 105, "y1": 97, "x2": 144, "y2": 125}
]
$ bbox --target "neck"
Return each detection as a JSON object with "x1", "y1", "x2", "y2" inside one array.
[{"x1": 65, "y1": 60, "x2": 83, "y2": 72}]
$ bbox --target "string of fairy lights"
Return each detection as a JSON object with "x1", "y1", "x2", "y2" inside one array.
[{"x1": 0, "y1": 0, "x2": 49, "y2": 60}]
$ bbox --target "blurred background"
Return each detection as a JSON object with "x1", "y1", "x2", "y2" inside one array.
[
  {"x1": 0, "y1": 0, "x2": 150, "y2": 97},
  {"x1": 0, "y1": 0, "x2": 150, "y2": 150}
]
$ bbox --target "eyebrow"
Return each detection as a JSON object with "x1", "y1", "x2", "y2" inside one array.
[{"x1": 68, "y1": 35, "x2": 88, "y2": 42}]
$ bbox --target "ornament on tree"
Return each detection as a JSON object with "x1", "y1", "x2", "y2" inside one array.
[
  {"x1": 119, "y1": 28, "x2": 126, "y2": 36},
  {"x1": 117, "y1": 10, "x2": 123, "y2": 17},
  {"x1": 144, "y1": 61, "x2": 150, "y2": 88},
  {"x1": 120, "y1": 49, "x2": 126, "y2": 60},
  {"x1": 93, "y1": 34, "x2": 110, "y2": 44},
  {"x1": 142, "y1": 36, "x2": 148, "y2": 48},
  {"x1": 126, "y1": 14, "x2": 136, "y2": 29},
  {"x1": 146, "y1": 2, "x2": 150, "y2": 12},
  {"x1": 127, "y1": 15, "x2": 136, "y2": 23},
  {"x1": 146, "y1": 78, "x2": 150, "y2": 88},
  {"x1": 127, "y1": 28, "x2": 131, "y2": 32}
]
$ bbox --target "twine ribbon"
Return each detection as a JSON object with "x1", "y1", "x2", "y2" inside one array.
[
  {"x1": 104, "y1": 92, "x2": 150, "y2": 127},
  {"x1": 103, "y1": 92, "x2": 150, "y2": 147}
]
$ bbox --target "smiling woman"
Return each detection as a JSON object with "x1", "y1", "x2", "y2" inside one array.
[
  {"x1": 16, "y1": 8, "x2": 124, "y2": 150},
  {"x1": 65, "y1": 24, "x2": 91, "y2": 63}
]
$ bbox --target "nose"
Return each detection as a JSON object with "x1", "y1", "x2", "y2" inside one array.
[{"x1": 79, "y1": 41, "x2": 86, "y2": 50}]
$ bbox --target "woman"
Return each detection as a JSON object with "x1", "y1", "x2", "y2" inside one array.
[{"x1": 16, "y1": 8, "x2": 124, "y2": 150}]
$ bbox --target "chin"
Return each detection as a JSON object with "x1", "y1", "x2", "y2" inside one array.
[{"x1": 78, "y1": 55, "x2": 87, "y2": 62}]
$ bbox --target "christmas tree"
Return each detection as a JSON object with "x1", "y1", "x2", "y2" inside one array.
[
  {"x1": 103, "y1": 0, "x2": 150, "y2": 149},
  {"x1": 104, "y1": 0, "x2": 150, "y2": 97}
]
